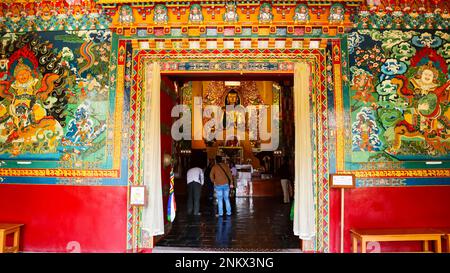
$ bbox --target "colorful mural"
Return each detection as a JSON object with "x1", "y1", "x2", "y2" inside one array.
[
  {"x1": 0, "y1": 34, "x2": 67, "y2": 158},
  {"x1": 345, "y1": 30, "x2": 450, "y2": 178},
  {"x1": 0, "y1": 30, "x2": 124, "y2": 183},
  {"x1": 0, "y1": 1, "x2": 110, "y2": 33},
  {"x1": 354, "y1": 4, "x2": 450, "y2": 30},
  {"x1": 105, "y1": 1, "x2": 354, "y2": 37}
]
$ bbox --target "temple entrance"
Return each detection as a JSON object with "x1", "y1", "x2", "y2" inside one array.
[
  {"x1": 133, "y1": 53, "x2": 326, "y2": 252},
  {"x1": 154, "y1": 74, "x2": 299, "y2": 251}
]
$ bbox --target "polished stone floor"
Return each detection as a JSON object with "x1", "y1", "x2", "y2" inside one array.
[{"x1": 155, "y1": 195, "x2": 299, "y2": 251}]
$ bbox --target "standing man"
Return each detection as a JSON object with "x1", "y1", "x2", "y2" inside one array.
[
  {"x1": 186, "y1": 161, "x2": 204, "y2": 216},
  {"x1": 210, "y1": 156, "x2": 233, "y2": 217}
]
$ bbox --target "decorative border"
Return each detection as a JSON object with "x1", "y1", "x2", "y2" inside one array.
[
  {"x1": 124, "y1": 47, "x2": 330, "y2": 252},
  {"x1": 103, "y1": 0, "x2": 358, "y2": 37},
  {"x1": 0, "y1": 169, "x2": 119, "y2": 178},
  {"x1": 354, "y1": 2, "x2": 450, "y2": 30},
  {"x1": 340, "y1": 169, "x2": 450, "y2": 178}
]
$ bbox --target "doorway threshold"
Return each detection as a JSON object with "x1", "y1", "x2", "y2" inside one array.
[{"x1": 152, "y1": 246, "x2": 301, "y2": 253}]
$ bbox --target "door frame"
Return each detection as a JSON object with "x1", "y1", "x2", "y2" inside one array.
[{"x1": 121, "y1": 46, "x2": 331, "y2": 252}]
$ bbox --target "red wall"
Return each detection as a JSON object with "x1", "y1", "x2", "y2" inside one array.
[
  {"x1": 330, "y1": 186, "x2": 450, "y2": 253},
  {"x1": 0, "y1": 184, "x2": 127, "y2": 253}
]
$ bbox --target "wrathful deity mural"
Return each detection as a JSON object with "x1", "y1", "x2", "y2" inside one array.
[
  {"x1": 0, "y1": 30, "x2": 115, "y2": 170},
  {"x1": 347, "y1": 30, "x2": 450, "y2": 165}
]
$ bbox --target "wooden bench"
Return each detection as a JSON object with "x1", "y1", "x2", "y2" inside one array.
[
  {"x1": 350, "y1": 228, "x2": 444, "y2": 253},
  {"x1": 0, "y1": 224, "x2": 24, "y2": 253}
]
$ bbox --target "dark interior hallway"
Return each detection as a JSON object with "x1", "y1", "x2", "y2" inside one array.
[{"x1": 155, "y1": 195, "x2": 299, "y2": 251}]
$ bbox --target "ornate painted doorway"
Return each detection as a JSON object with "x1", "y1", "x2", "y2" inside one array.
[{"x1": 117, "y1": 45, "x2": 331, "y2": 252}]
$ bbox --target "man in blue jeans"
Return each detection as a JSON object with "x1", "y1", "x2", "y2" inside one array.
[{"x1": 209, "y1": 156, "x2": 233, "y2": 217}]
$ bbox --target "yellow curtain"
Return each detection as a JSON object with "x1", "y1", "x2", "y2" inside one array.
[
  {"x1": 142, "y1": 62, "x2": 164, "y2": 240},
  {"x1": 293, "y1": 62, "x2": 316, "y2": 240}
]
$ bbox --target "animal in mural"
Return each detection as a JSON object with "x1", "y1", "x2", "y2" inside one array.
[
  {"x1": 293, "y1": 4, "x2": 310, "y2": 24},
  {"x1": 153, "y1": 4, "x2": 168, "y2": 24},
  {"x1": 223, "y1": 2, "x2": 239, "y2": 23},
  {"x1": 189, "y1": 4, "x2": 204, "y2": 24},
  {"x1": 0, "y1": 34, "x2": 67, "y2": 156},
  {"x1": 258, "y1": 3, "x2": 273, "y2": 24}
]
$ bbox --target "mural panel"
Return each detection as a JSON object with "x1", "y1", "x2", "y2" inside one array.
[
  {"x1": 0, "y1": 30, "x2": 125, "y2": 184},
  {"x1": 342, "y1": 29, "x2": 450, "y2": 184}
]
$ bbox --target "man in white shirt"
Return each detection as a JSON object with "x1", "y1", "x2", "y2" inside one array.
[{"x1": 186, "y1": 163, "x2": 204, "y2": 216}]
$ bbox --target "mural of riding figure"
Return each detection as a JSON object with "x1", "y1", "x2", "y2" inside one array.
[
  {"x1": 0, "y1": 35, "x2": 66, "y2": 157},
  {"x1": 349, "y1": 30, "x2": 450, "y2": 162},
  {"x1": 0, "y1": 31, "x2": 110, "y2": 165},
  {"x1": 388, "y1": 61, "x2": 450, "y2": 155}
]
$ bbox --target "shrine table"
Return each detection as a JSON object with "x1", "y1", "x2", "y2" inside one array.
[
  {"x1": 350, "y1": 228, "x2": 444, "y2": 253},
  {"x1": 0, "y1": 224, "x2": 24, "y2": 253}
]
